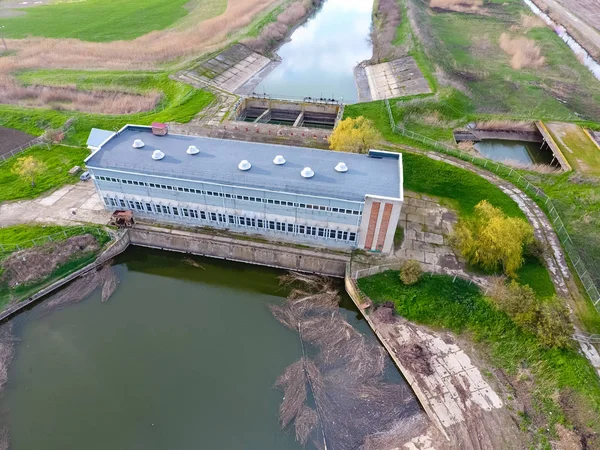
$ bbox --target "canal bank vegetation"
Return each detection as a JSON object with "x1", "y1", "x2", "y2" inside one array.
[
  {"x1": 243, "y1": 0, "x2": 324, "y2": 55},
  {"x1": 359, "y1": 272, "x2": 600, "y2": 448},
  {"x1": 0, "y1": 226, "x2": 111, "y2": 308},
  {"x1": 0, "y1": 72, "x2": 214, "y2": 146}
]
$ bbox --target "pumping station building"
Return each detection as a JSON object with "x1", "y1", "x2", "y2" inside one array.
[{"x1": 85, "y1": 125, "x2": 404, "y2": 254}]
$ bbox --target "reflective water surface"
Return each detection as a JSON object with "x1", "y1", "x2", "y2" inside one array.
[
  {"x1": 474, "y1": 139, "x2": 554, "y2": 165},
  {"x1": 0, "y1": 248, "x2": 413, "y2": 449},
  {"x1": 254, "y1": 0, "x2": 374, "y2": 103}
]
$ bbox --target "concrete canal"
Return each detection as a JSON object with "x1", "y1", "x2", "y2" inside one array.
[
  {"x1": 254, "y1": 0, "x2": 374, "y2": 103},
  {"x1": 0, "y1": 248, "x2": 422, "y2": 449}
]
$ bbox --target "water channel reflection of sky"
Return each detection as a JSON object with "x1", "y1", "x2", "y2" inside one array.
[{"x1": 254, "y1": 0, "x2": 374, "y2": 103}]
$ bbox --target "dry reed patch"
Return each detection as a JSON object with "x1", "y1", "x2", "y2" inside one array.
[
  {"x1": 0, "y1": 0, "x2": 278, "y2": 75},
  {"x1": 0, "y1": 78, "x2": 160, "y2": 114},
  {"x1": 430, "y1": 0, "x2": 483, "y2": 13},
  {"x1": 370, "y1": 0, "x2": 403, "y2": 63},
  {"x1": 499, "y1": 33, "x2": 545, "y2": 69},
  {"x1": 475, "y1": 119, "x2": 537, "y2": 132},
  {"x1": 244, "y1": 0, "x2": 320, "y2": 54},
  {"x1": 520, "y1": 14, "x2": 545, "y2": 29}
]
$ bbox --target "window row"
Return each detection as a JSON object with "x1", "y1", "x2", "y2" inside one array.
[
  {"x1": 103, "y1": 196, "x2": 357, "y2": 242},
  {"x1": 96, "y1": 175, "x2": 361, "y2": 215}
]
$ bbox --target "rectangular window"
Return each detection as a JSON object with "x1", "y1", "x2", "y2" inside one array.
[
  {"x1": 319, "y1": 206, "x2": 326, "y2": 211},
  {"x1": 267, "y1": 199, "x2": 274, "y2": 204},
  {"x1": 145, "y1": 203, "x2": 152, "y2": 212},
  {"x1": 135, "y1": 201, "x2": 142, "y2": 210},
  {"x1": 243, "y1": 196, "x2": 249, "y2": 201},
  {"x1": 133, "y1": 181, "x2": 139, "y2": 186},
  {"x1": 287, "y1": 224, "x2": 294, "y2": 232},
  {"x1": 306, "y1": 204, "x2": 313, "y2": 210},
  {"x1": 337, "y1": 231, "x2": 343, "y2": 239},
  {"x1": 274, "y1": 200, "x2": 280, "y2": 205},
  {"x1": 318, "y1": 228, "x2": 325, "y2": 237},
  {"x1": 218, "y1": 214, "x2": 225, "y2": 222},
  {"x1": 249, "y1": 197, "x2": 255, "y2": 202},
  {"x1": 228, "y1": 215, "x2": 235, "y2": 224},
  {"x1": 149, "y1": 183, "x2": 155, "y2": 188},
  {"x1": 257, "y1": 219, "x2": 264, "y2": 228},
  {"x1": 103, "y1": 197, "x2": 110, "y2": 206},
  {"x1": 109, "y1": 198, "x2": 117, "y2": 206},
  {"x1": 330, "y1": 230, "x2": 337, "y2": 239},
  {"x1": 225, "y1": 193, "x2": 231, "y2": 198},
  {"x1": 353, "y1": 210, "x2": 360, "y2": 215},
  {"x1": 161, "y1": 205, "x2": 170, "y2": 214},
  {"x1": 349, "y1": 232, "x2": 356, "y2": 241},
  {"x1": 176, "y1": 187, "x2": 183, "y2": 192},
  {"x1": 342, "y1": 231, "x2": 348, "y2": 240},
  {"x1": 298, "y1": 225, "x2": 305, "y2": 234},
  {"x1": 332, "y1": 208, "x2": 339, "y2": 213},
  {"x1": 239, "y1": 217, "x2": 246, "y2": 226},
  {"x1": 210, "y1": 212, "x2": 217, "y2": 221},
  {"x1": 269, "y1": 221, "x2": 275, "y2": 230},
  {"x1": 172, "y1": 207, "x2": 179, "y2": 216},
  {"x1": 200, "y1": 211, "x2": 207, "y2": 220},
  {"x1": 249, "y1": 218, "x2": 256, "y2": 227},
  {"x1": 182, "y1": 188, "x2": 188, "y2": 193},
  {"x1": 300, "y1": 203, "x2": 306, "y2": 208},
  {"x1": 192, "y1": 210, "x2": 199, "y2": 219}
]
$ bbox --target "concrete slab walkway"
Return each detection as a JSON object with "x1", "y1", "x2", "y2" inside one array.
[{"x1": 0, "y1": 182, "x2": 110, "y2": 227}]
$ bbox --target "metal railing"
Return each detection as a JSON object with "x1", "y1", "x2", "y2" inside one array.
[
  {"x1": 0, "y1": 226, "x2": 110, "y2": 255},
  {"x1": 384, "y1": 98, "x2": 600, "y2": 310},
  {"x1": 0, "y1": 137, "x2": 44, "y2": 165}
]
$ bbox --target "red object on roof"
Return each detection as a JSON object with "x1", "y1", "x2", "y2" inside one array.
[{"x1": 151, "y1": 122, "x2": 167, "y2": 129}]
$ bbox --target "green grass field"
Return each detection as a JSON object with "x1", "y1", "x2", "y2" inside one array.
[
  {"x1": 0, "y1": 0, "x2": 192, "y2": 42},
  {"x1": 0, "y1": 71, "x2": 214, "y2": 145},
  {"x1": 407, "y1": 0, "x2": 600, "y2": 121},
  {"x1": 358, "y1": 271, "x2": 600, "y2": 447},
  {"x1": 0, "y1": 145, "x2": 89, "y2": 202}
]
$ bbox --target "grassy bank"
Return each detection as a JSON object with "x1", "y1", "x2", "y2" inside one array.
[
  {"x1": 359, "y1": 271, "x2": 600, "y2": 447},
  {"x1": 0, "y1": 71, "x2": 214, "y2": 146},
  {"x1": 0, "y1": 0, "x2": 191, "y2": 42},
  {"x1": 0, "y1": 145, "x2": 89, "y2": 202}
]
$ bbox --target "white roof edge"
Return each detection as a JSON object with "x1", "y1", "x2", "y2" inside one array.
[{"x1": 85, "y1": 164, "x2": 366, "y2": 205}]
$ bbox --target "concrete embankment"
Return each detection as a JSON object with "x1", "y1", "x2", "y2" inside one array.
[
  {"x1": 345, "y1": 268, "x2": 518, "y2": 449},
  {"x1": 129, "y1": 224, "x2": 349, "y2": 277}
]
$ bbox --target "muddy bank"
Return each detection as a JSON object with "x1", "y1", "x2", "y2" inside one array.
[{"x1": 1, "y1": 234, "x2": 100, "y2": 289}]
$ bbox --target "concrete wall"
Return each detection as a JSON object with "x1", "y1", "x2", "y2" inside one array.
[{"x1": 129, "y1": 225, "x2": 350, "y2": 277}]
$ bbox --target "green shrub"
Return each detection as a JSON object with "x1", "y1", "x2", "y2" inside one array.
[
  {"x1": 452, "y1": 200, "x2": 533, "y2": 277},
  {"x1": 400, "y1": 259, "x2": 422, "y2": 285},
  {"x1": 536, "y1": 300, "x2": 574, "y2": 349}
]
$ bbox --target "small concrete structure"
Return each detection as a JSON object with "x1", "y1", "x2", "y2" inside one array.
[
  {"x1": 68, "y1": 165, "x2": 81, "y2": 176},
  {"x1": 189, "y1": 44, "x2": 272, "y2": 93},
  {"x1": 362, "y1": 57, "x2": 431, "y2": 101},
  {"x1": 234, "y1": 97, "x2": 342, "y2": 129},
  {"x1": 151, "y1": 122, "x2": 168, "y2": 136}
]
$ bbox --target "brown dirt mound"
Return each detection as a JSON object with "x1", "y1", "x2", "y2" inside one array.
[
  {"x1": 499, "y1": 33, "x2": 545, "y2": 69},
  {"x1": 1, "y1": 234, "x2": 100, "y2": 288}
]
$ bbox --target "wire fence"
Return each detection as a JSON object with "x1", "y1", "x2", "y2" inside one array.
[
  {"x1": 0, "y1": 226, "x2": 111, "y2": 255},
  {"x1": 384, "y1": 98, "x2": 600, "y2": 310},
  {"x1": 0, "y1": 137, "x2": 44, "y2": 165}
]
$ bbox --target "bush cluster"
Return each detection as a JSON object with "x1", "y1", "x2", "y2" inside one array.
[
  {"x1": 400, "y1": 259, "x2": 422, "y2": 285},
  {"x1": 490, "y1": 280, "x2": 573, "y2": 348}
]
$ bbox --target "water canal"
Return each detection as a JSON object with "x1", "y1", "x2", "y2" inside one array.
[
  {"x1": 254, "y1": 0, "x2": 374, "y2": 103},
  {"x1": 474, "y1": 139, "x2": 555, "y2": 166},
  {"x1": 0, "y1": 248, "x2": 421, "y2": 449}
]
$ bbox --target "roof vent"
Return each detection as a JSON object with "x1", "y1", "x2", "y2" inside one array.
[
  {"x1": 152, "y1": 149, "x2": 165, "y2": 161},
  {"x1": 238, "y1": 160, "x2": 251, "y2": 171},
  {"x1": 301, "y1": 167, "x2": 314, "y2": 178},
  {"x1": 335, "y1": 162, "x2": 348, "y2": 173},
  {"x1": 273, "y1": 155, "x2": 286, "y2": 165},
  {"x1": 132, "y1": 139, "x2": 145, "y2": 148},
  {"x1": 186, "y1": 145, "x2": 199, "y2": 155}
]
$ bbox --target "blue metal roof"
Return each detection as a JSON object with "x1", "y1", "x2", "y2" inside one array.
[
  {"x1": 86, "y1": 128, "x2": 115, "y2": 148},
  {"x1": 85, "y1": 126, "x2": 402, "y2": 202}
]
